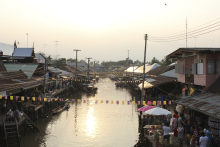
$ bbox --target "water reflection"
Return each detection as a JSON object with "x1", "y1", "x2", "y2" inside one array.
[
  {"x1": 85, "y1": 107, "x2": 96, "y2": 138},
  {"x1": 21, "y1": 78, "x2": 140, "y2": 147}
]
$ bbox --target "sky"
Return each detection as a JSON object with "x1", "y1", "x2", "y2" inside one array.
[{"x1": 0, "y1": 0, "x2": 220, "y2": 63}]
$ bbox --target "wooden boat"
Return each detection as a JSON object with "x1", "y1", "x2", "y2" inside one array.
[
  {"x1": 65, "y1": 103, "x2": 70, "y2": 109},
  {"x1": 52, "y1": 105, "x2": 65, "y2": 114}
]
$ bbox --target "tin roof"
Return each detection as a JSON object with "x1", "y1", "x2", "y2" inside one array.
[
  {"x1": 4, "y1": 63, "x2": 39, "y2": 79},
  {"x1": 167, "y1": 48, "x2": 220, "y2": 58},
  {"x1": 124, "y1": 66, "x2": 139, "y2": 73},
  {"x1": 174, "y1": 93, "x2": 220, "y2": 119},
  {"x1": 138, "y1": 75, "x2": 176, "y2": 90},
  {"x1": 134, "y1": 63, "x2": 160, "y2": 74},
  {"x1": 0, "y1": 71, "x2": 28, "y2": 79},
  {"x1": 146, "y1": 64, "x2": 175, "y2": 76},
  {"x1": 12, "y1": 48, "x2": 34, "y2": 59}
]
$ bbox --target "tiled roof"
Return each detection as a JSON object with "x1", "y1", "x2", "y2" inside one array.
[
  {"x1": 4, "y1": 63, "x2": 39, "y2": 79},
  {"x1": 0, "y1": 71, "x2": 28, "y2": 79}
]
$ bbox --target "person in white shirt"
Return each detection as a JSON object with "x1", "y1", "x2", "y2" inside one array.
[
  {"x1": 163, "y1": 122, "x2": 171, "y2": 144},
  {"x1": 199, "y1": 132, "x2": 208, "y2": 147},
  {"x1": 6, "y1": 109, "x2": 14, "y2": 122}
]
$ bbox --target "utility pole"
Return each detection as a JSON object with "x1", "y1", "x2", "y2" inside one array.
[
  {"x1": 43, "y1": 55, "x2": 47, "y2": 97},
  {"x1": 73, "y1": 49, "x2": 81, "y2": 88},
  {"x1": 86, "y1": 57, "x2": 92, "y2": 80},
  {"x1": 55, "y1": 41, "x2": 59, "y2": 60},
  {"x1": 186, "y1": 18, "x2": 187, "y2": 48},
  {"x1": 26, "y1": 33, "x2": 28, "y2": 48},
  {"x1": 43, "y1": 44, "x2": 47, "y2": 55},
  {"x1": 128, "y1": 50, "x2": 129, "y2": 59},
  {"x1": 141, "y1": 34, "x2": 148, "y2": 106}
]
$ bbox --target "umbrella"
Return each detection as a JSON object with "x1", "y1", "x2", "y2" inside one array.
[
  {"x1": 144, "y1": 107, "x2": 171, "y2": 115},
  {"x1": 138, "y1": 105, "x2": 156, "y2": 112}
]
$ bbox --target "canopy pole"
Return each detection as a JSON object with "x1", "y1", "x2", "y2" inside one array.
[{"x1": 141, "y1": 34, "x2": 148, "y2": 106}]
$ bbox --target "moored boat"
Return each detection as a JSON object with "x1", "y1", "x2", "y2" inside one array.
[{"x1": 52, "y1": 105, "x2": 65, "y2": 114}]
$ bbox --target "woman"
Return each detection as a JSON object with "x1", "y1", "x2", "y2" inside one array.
[{"x1": 190, "y1": 135, "x2": 196, "y2": 147}]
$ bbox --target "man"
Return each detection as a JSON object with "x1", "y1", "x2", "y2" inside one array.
[
  {"x1": 163, "y1": 122, "x2": 171, "y2": 144},
  {"x1": 178, "y1": 123, "x2": 184, "y2": 147},
  {"x1": 185, "y1": 120, "x2": 191, "y2": 135},
  {"x1": 199, "y1": 132, "x2": 208, "y2": 147},
  {"x1": 206, "y1": 126, "x2": 212, "y2": 147}
]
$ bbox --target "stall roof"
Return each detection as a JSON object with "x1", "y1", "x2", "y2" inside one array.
[
  {"x1": 134, "y1": 63, "x2": 160, "y2": 74},
  {"x1": 124, "y1": 66, "x2": 139, "y2": 73},
  {"x1": 146, "y1": 64, "x2": 175, "y2": 76},
  {"x1": 174, "y1": 92, "x2": 220, "y2": 119},
  {"x1": 4, "y1": 63, "x2": 38, "y2": 79}
]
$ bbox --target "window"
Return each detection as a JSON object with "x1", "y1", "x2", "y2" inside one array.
[{"x1": 207, "y1": 59, "x2": 219, "y2": 74}]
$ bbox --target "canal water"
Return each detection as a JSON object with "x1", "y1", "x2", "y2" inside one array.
[{"x1": 21, "y1": 78, "x2": 141, "y2": 147}]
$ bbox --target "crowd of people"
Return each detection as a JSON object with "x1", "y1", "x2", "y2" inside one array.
[{"x1": 162, "y1": 111, "x2": 213, "y2": 147}]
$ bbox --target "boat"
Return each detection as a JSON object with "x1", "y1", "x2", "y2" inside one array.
[
  {"x1": 52, "y1": 105, "x2": 65, "y2": 114},
  {"x1": 65, "y1": 103, "x2": 70, "y2": 109}
]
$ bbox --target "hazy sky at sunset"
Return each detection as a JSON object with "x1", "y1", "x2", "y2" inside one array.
[{"x1": 1, "y1": 0, "x2": 220, "y2": 63}]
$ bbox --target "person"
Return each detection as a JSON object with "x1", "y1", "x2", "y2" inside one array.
[
  {"x1": 190, "y1": 135, "x2": 196, "y2": 147},
  {"x1": 163, "y1": 122, "x2": 171, "y2": 144},
  {"x1": 185, "y1": 120, "x2": 191, "y2": 135},
  {"x1": 172, "y1": 114, "x2": 178, "y2": 128},
  {"x1": 162, "y1": 115, "x2": 167, "y2": 127},
  {"x1": 6, "y1": 109, "x2": 14, "y2": 122},
  {"x1": 178, "y1": 123, "x2": 184, "y2": 147},
  {"x1": 2, "y1": 100, "x2": 6, "y2": 114},
  {"x1": 192, "y1": 125, "x2": 198, "y2": 146},
  {"x1": 178, "y1": 114, "x2": 182, "y2": 127},
  {"x1": 11, "y1": 107, "x2": 20, "y2": 122},
  {"x1": 199, "y1": 132, "x2": 208, "y2": 147},
  {"x1": 206, "y1": 126, "x2": 212, "y2": 147}
]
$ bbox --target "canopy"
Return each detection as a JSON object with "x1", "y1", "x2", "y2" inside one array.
[
  {"x1": 144, "y1": 107, "x2": 171, "y2": 115},
  {"x1": 138, "y1": 105, "x2": 156, "y2": 112}
]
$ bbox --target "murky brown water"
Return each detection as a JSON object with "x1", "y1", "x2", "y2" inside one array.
[{"x1": 21, "y1": 78, "x2": 140, "y2": 147}]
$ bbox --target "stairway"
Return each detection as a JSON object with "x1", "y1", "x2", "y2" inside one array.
[
  {"x1": 3, "y1": 118, "x2": 21, "y2": 147},
  {"x1": 23, "y1": 113, "x2": 40, "y2": 133}
]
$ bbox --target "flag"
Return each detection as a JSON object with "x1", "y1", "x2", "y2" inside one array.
[
  {"x1": 100, "y1": 100, "x2": 103, "y2": 103},
  {"x1": 153, "y1": 101, "x2": 156, "y2": 105},
  {"x1": 137, "y1": 101, "x2": 141, "y2": 105},
  {"x1": 21, "y1": 96, "x2": 24, "y2": 101},
  {"x1": 122, "y1": 101, "x2": 125, "y2": 105},
  {"x1": 77, "y1": 99, "x2": 81, "y2": 102},
  {"x1": 72, "y1": 99, "x2": 75, "y2": 102},
  {"x1": 143, "y1": 101, "x2": 146, "y2": 105},
  {"x1": 163, "y1": 101, "x2": 167, "y2": 105},
  {"x1": 132, "y1": 101, "x2": 135, "y2": 105},
  {"x1": 111, "y1": 100, "x2": 114, "y2": 104},
  {"x1": 10, "y1": 96, "x2": 13, "y2": 100},
  {"x1": 127, "y1": 101, "x2": 130, "y2": 105},
  {"x1": 60, "y1": 99, "x2": 62, "y2": 101},
  {"x1": 0, "y1": 95, "x2": 2, "y2": 99},
  {"x1": 116, "y1": 101, "x2": 119, "y2": 104},
  {"x1": 168, "y1": 101, "x2": 172, "y2": 105},
  {"x1": 4, "y1": 96, "x2": 8, "y2": 99},
  {"x1": 32, "y1": 97, "x2": 35, "y2": 101},
  {"x1": 83, "y1": 100, "x2": 86, "y2": 103},
  {"x1": 44, "y1": 98, "x2": 47, "y2": 101},
  {"x1": 16, "y1": 96, "x2": 19, "y2": 100},
  {"x1": 27, "y1": 97, "x2": 30, "y2": 100},
  {"x1": 158, "y1": 101, "x2": 161, "y2": 105},
  {"x1": 54, "y1": 98, "x2": 57, "y2": 101},
  {"x1": 95, "y1": 100, "x2": 98, "y2": 104},
  {"x1": 190, "y1": 88, "x2": 194, "y2": 96},
  {"x1": 148, "y1": 101, "x2": 151, "y2": 105},
  {"x1": 106, "y1": 100, "x2": 109, "y2": 104}
]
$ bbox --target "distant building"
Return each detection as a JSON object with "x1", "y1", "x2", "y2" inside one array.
[{"x1": 67, "y1": 61, "x2": 88, "y2": 70}]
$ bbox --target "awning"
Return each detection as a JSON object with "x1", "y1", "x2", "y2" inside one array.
[{"x1": 174, "y1": 92, "x2": 220, "y2": 119}]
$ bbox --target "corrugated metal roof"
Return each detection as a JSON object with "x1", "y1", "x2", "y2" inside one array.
[
  {"x1": 160, "y1": 69, "x2": 177, "y2": 78},
  {"x1": 48, "y1": 66, "x2": 73, "y2": 77},
  {"x1": 138, "y1": 75, "x2": 176, "y2": 90},
  {"x1": 12, "y1": 48, "x2": 33, "y2": 58},
  {"x1": 147, "y1": 64, "x2": 175, "y2": 76},
  {"x1": 124, "y1": 66, "x2": 139, "y2": 73},
  {"x1": 134, "y1": 63, "x2": 160, "y2": 73},
  {"x1": 174, "y1": 93, "x2": 220, "y2": 119},
  {"x1": 4, "y1": 63, "x2": 38, "y2": 79}
]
